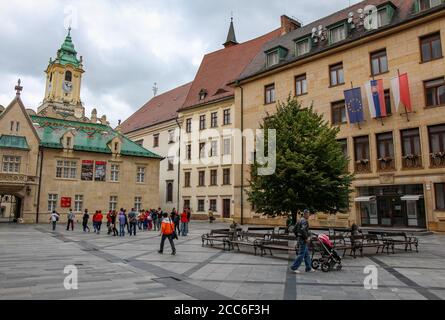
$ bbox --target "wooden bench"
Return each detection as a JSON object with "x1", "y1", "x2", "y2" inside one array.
[
  {"x1": 381, "y1": 232, "x2": 419, "y2": 253},
  {"x1": 349, "y1": 234, "x2": 387, "y2": 258},
  {"x1": 227, "y1": 235, "x2": 266, "y2": 256},
  {"x1": 259, "y1": 234, "x2": 298, "y2": 257},
  {"x1": 201, "y1": 228, "x2": 243, "y2": 250}
]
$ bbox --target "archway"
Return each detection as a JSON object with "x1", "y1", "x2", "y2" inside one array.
[{"x1": 0, "y1": 194, "x2": 23, "y2": 223}]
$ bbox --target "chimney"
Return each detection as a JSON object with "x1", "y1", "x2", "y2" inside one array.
[{"x1": 281, "y1": 15, "x2": 301, "y2": 35}]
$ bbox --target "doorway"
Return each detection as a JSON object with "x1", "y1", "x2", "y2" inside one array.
[
  {"x1": 222, "y1": 199, "x2": 231, "y2": 219},
  {"x1": 0, "y1": 195, "x2": 22, "y2": 223}
]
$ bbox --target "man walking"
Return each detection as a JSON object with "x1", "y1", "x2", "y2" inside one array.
[
  {"x1": 82, "y1": 209, "x2": 90, "y2": 232},
  {"x1": 49, "y1": 210, "x2": 60, "y2": 231},
  {"x1": 290, "y1": 209, "x2": 315, "y2": 274},
  {"x1": 158, "y1": 212, "x2": 176, "y2": 255},
  {"x1": 128, "y1": 208, "x2": 137, "y2": 236},
  {"x1": 180, "y1": 209, "x2": 189, "y2": 237},
  {"x1": 118, "y1": 209, "x2": 126, "y2": 237},
  {"x1": 66, "y1": 209, "x2": 75, "y2": 231}
]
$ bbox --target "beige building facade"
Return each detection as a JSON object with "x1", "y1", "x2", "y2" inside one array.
[{"x1": 233, "y1": 0, "x2": 445, "y2": 231}]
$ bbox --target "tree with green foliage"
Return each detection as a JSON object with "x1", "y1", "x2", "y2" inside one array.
[{"x1": 247, "y1": 98, "x2": 353, "y2": 220}]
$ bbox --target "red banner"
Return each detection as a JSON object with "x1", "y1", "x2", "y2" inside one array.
[{"x1": 61, "y1": 197, "x2": 72, "y2": 208}]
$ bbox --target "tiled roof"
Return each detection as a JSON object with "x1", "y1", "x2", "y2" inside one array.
[
  {"x1": 238, "y1": 0, "x2": 445, "y2": 82},
  {"x1": 30, "y1": 116, "x2": 162, "y2": 159},
  {"x1": 180, "y1": 28, "x2": 282, "y2": 111},
  {"x1": 121, "y1": 82, "x2": 192, "y2": 134},
  {"x1": 0, "y1": 135, "x2": 30, "y2": 150}
]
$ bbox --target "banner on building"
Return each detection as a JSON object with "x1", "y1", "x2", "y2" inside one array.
[
  {"x1": 81, "y1": 160, "x2": 94, "y2": 181},
  {"x1": 391, "y1": 73, "x2": 412, "y2": 113},
  {"x1": 95, "y1": 161, "x2": 107, "y2": 182},
  {"x1": 344, "y1": 87, "x2": 365, "y2": 124},
  {"x1": 61, "y1": 197, "x2": 72, "y2": 208},
  {"x1": 365, "y1": 79, "x2": 387, "y2": 118}
]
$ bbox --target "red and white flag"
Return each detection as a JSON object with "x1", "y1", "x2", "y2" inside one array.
[{"x1": 391, "y1": 73, "x2": 412, "y2": 113}]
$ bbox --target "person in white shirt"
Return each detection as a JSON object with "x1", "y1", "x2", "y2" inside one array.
[
  {"x1": 49, "y1": 211, "x2": 60, "y2": 231},
  {"x1": 66, "y1": 209, "x2": 75, "y2": 231}
]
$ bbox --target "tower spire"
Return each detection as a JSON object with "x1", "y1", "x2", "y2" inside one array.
[{"x1": 223, "y1": 16, "x2": 238, "y2": 48}]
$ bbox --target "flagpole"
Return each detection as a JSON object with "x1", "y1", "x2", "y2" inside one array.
[
  {"x1": 351, "y1": 81, "x2": 362, "y2": 130},
  {"x1": 398, "y1": 69, "x2": 410, "y2": 122}
]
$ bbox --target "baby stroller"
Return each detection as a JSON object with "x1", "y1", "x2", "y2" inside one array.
[{"x1": 311, "y1": 234, "x2": 342, "y2": 272}]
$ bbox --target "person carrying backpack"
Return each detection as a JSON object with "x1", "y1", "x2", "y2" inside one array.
[
  {"x1": 82, "y1": 209, "x2": 90, "y2": 232},
  {"x1": 66, "y1": 209, "x2": 75, "y2": 231},
  {"x1": 128, "y1": 208, "x2": 137, "y2": 236},
  {"x1": 49, "y1": 210, "x2": 60, "y2": 231},
  {"x1": 158, "y1": 212, "x2": 176, "y2": 255},
  {"x1": 290, "y1": 209, "x2": 315, "y2": 274}
]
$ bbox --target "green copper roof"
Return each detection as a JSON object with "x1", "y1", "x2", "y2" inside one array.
[
  {"x1": 0, "y1": 135, "x2": 30, "y2": 150},
  {"x1": 30, "y1": 115, "x2": 163, "y2": 159},
  {"x1": 53, "y1": 28, "x2": 81, "y2": 68}
]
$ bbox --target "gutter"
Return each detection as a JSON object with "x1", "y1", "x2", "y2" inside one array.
[
  {"x1": 36, "y1": 147, "x2": 44, "y2": 223},
  {"x1": 175, "y1": 117, "x2": 182, "y2": 211},
  {"x1": 236, "y1": 81, "x2": 245, "y2": 226}
]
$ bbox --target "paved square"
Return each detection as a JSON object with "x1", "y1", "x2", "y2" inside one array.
[{"x1": 0, "y1": 222, "x2": 444, "y2": 300}]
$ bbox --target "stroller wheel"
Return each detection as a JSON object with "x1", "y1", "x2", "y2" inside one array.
[
  {"x1": 321, "y1": 262, "x2": 330, "y2": 273},
  {"x1": 311, "y1": 259, "x2": 320, "y2": 270},
  {"x1": 336, "y1": 264, "x2": 343, "y2": 271}
]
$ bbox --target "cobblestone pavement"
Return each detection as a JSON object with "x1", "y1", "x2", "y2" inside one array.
[{"x1": 0, "y1": 222, "x2": 444, "y2": 300}]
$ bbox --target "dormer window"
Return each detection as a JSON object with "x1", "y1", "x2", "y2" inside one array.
[
  {"x1": 295, "y1": 38, "x2": 311, "y2": 57},
  {"x1": 199, "y1": 89, "x2": 208, "y2": 101},
  {"x1": 416, "y1": 0, "x2": 443, "y2": 13},
  {"x1": 65, "y1": 71, "x2": 72, "y2": 82},
  {"x1": 266, "y1": 46, "x2": 288, "y2": 67},
  {"x1": 329, "y1": 23, "x2": 347, "y2": 44},
  {"x1": 67, "y1": 137, "x2": 72, "y2": 148}
]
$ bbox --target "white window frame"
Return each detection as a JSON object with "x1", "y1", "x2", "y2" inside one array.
[
  {"x1": 136, "y1": 167, "x2": 146, "y2": 183},
  {"x1": 223, "y1": 138, "x2": 231, "y2": 155},
  {"x1": 329, "y1": 24, "x2": 346, "y2": 44},
  {"x1": 267, "y1": 51, "x2": 279, "y2": 67},
  {"x1": 134, "y1": 197, "x2": 142, "y2": 211},
  {"x1": 110, "y1": 164, "x2": 120, "y2": 182},
  {"x1": 2, "y1": 155, "x2": 21, "y2": 173},
  {"x1": 295, "y1": 38, "x2": 310, "y2": 56},
  {"x1": 74, "y1": 195, "x2": 83, "y2": 212},
  {"x1": 109, "y1": 196, "x2": 118, "y2": 211},
  {"x1": 56, "y1": 160, "x2": 77, "y2": 179},
  {"x1": 48, "y1": 194, "x2": 58, "y2": 212}
]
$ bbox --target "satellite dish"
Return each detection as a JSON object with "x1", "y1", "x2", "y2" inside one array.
[
  {"x1": 357, "y1": 8, "x2": 363, "y2": 14},
  {"x1": 312, "y1": 27, "x2": 317, "y2": 33},
  {"x1": 318, "y1": 25, "x2": 323, "y2": 30},
  {"x1": 348, "y1": 12, "x2": 354, "y2": 18},
  {"x1": 348, "y1": 17, "x2": 353, "y2": 24}
]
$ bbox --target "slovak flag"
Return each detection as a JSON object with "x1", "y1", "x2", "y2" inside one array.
[
  {"x1": 391, "y1": 73, "x2": 412, "y2": 113},
  {"x1": 365, "y1": 79, "x2": 387, "y2": 118}
]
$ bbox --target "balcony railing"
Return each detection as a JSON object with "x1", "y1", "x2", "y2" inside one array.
[
  {"x1": 377, "y1": 157, "x2": 395, "y2": 171},
  {"x1": 402, "y1": 154, "x2": 422, "y2": 169},
  {"x1": 355, "y1": 159, "x2": 371, "y2": 173},
  {"x1": 430, "y1": 152, "x2": 445, "y2": 168}
]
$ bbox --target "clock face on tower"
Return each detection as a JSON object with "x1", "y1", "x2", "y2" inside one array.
[{"x1": 63, "y1": 81, "x2": 73, "y2": 93}]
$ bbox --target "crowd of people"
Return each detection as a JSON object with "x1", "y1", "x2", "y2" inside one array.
[{"x1": 49, "y1": 207, "x2": 192, "y2": 255}]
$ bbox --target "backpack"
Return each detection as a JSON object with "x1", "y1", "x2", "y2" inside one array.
[{"x1": 294, "y1": 221, "x2": 302, "y2": 238}]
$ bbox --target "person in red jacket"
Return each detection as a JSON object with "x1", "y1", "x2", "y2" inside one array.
[
  {"x1": 180, "y1": 210, "x2": 189, "y2": 237},
  {"x1": 93, "y1": 210, "x2": 104, "y2": 235}
]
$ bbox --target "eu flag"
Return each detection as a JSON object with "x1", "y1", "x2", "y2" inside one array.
[{"x1": 344, "y1": 87, "x2": 365, "y2": 124}]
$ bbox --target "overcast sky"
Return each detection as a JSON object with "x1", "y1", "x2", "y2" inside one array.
[{"x1": 0, "y1": 0, "x2": 361, "y2": 127}]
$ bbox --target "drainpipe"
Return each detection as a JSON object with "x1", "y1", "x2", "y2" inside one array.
[
  {"x1": 175, "y1": 117, "x2": 182, "y2": 211},
  {"x1": 36, "y1": 147, "x2": 44, "y2": 224},
  {"x1": 236, "y1": 81, "x2": 245, "y2": 226}
]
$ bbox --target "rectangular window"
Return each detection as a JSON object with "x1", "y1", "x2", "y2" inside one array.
[
  {"x1": 330, "y1": 63, "x2": 345, "y2": 87},
  {"x1": 167, "y1": 157, "x2": 174, "y2": 171},
  {"x1": 209, "y1": 199, "x2": 217, "y2": 212},
  {"x1": 2, "y1": 156, "x2": 21, "y2": 173},
  {"x1": 354, "y1": 136, "x2": 371, "y2": 173},
  {"x1": 223, "y1": 138, "x2": 231, "y2": 155},
  {"x1": 267, "y1": 51, "x2": 279, "y2": 67},
  {"x1": 186, "y1": 144, "x2": 192, "y2": 160},
  {"x1": 109, "y1": 196, "x2": 118, "y2": 212},
  {"x1": 376, "y1": 132, "x2": 395, "y2": 171},
  {"x1": 265, "y1": 84, "x2": 276, "y2": 104},
  {"x1": 74, "y1": 195, "x2": 83, "y2": 212},
  {"x1": 199, "y1": 142, "x2": 206, "y2": 159},
  {"x1": 401, "y1": 128, "x2": 422, "y2": 168},
  {"x1": 371, "y1": 49, "x2": 388, "y2": 76},
  {"x1": 424, "y1": 77, "x2": 445, "y2": 107},
  {"x1": 295, "y1": 74, "x2": 307, "y2": 96},
  {"x1": 153, "y1": 134, "x2": 159, "y2": 148},
  {"x1": 331, "y1": 101, "x2": 347, "y2": 125},
  {"x1": 420, "y1": 32, "x2": 443, "y2": 62},
  {"x1": 198, "y1": 171, "x2": 205, "y2": 187},
  {"x1": 223, "y1": 109, "x2": 231, "y2": 125},
  {"x1": 56, "y1": 160, "x2": 77, "y2": 179},
  {"x1": 135, "y1": 139, "x2": 144, "y2": 146},
  {"x1": 48, "y1": 194, "x2": 58, "y2": 212},
  {"x1": 186, "y1": 118, "x2": 192, "y2": 133},
  {"x1": 183, "y1": 199, "x2": 191, "y2": 210},
  {"x1": 428, "y1": 124, "x2": 445, "y2": 168},
  {"x1": 295, "y1": 38, "x2": 310, "y2": 56},
  {"x1": 223, "y1": 168, "x2": 231, "y2": 185},
  {"x1": 211, "y1": 112, "x2": 218, "y2": 128},
  {"x1": 168, "y1": 130, "x2": 175, "y2": 144},
  {"x1": 338, "y1": 139, "x2": 348, "y2": 159},
  {"x1": 197, "y1": 199, "x2": 205, "y2": 212},
  {"x1": 134, "y1": 197, "x2": 142, "y2": 211},
  {"x1": 435, "y1": 183, "x2": 445, "y2": 210},
  {"x1": 184, "y1": 171, "x2": 191, "y2": 188},
  {"x1": 210, "y1": 170, "x2": 218, "y2": 186},
  {"x1": 110, "y1": 164, "x2": 120, "y2": 182},
  {"x1": 166, "y1": 182, "x2": 173, "y2": 202},
  {"x1": 199, "y1": 115, "x2": 206, "y2": 130},
  {"x1": 329, "y1": 24, "x2": 346, "y2": 44},
  {"x1": 418, "y1": 0, "x2": 444, "y2": 12},
  {"x1": 136, "y1": 167, "x2": 145, "y2": 183},
  {"x1": 210, "y1": 141, "x2": 218, "y2": 157},
  {"x1": 377, "y1": 8, "x2": 390, "y2": 27}
]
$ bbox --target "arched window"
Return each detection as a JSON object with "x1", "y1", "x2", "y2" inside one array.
[
  {"x1": 65, "y1": 71, "x2": 72, "y2": 82},
  {"x1": 166, "y1": 182, "x2": 173, "y2": 202}
]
